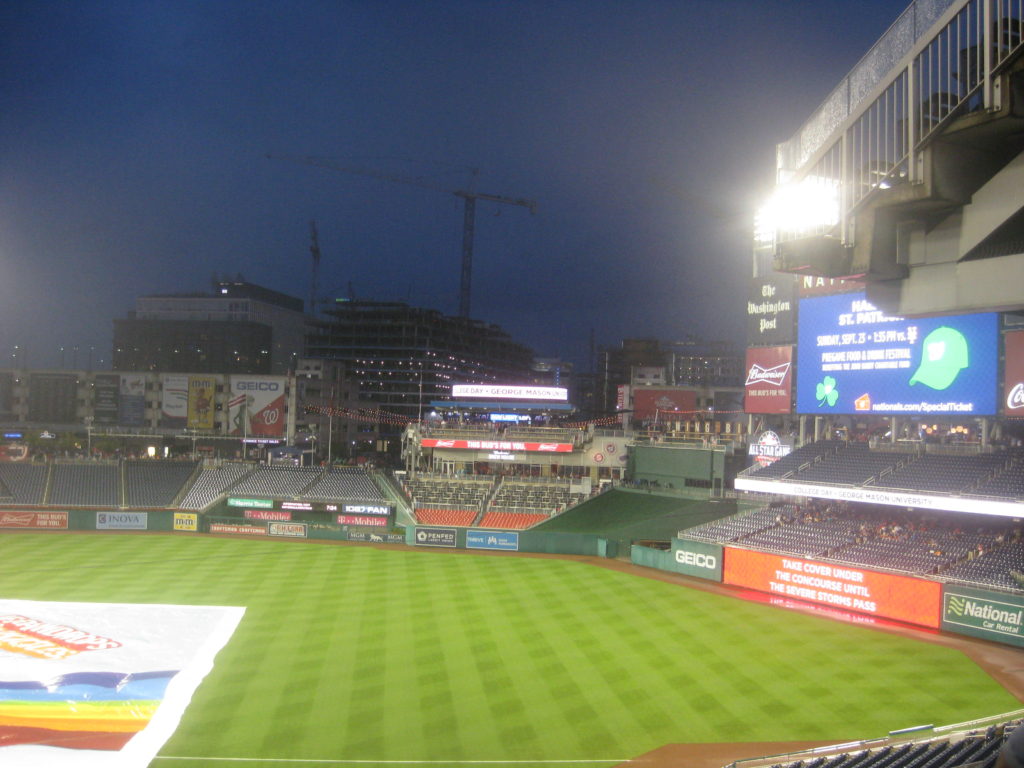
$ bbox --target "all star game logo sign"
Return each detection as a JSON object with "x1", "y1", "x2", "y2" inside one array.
[{"x1": 748, "y1": 430, "x2": 792, "y2": 468}]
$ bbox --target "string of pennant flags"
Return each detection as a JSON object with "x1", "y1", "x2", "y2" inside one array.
[
  {"x1": 304, "y1": 404, "x2": 747, "y2": 431},
  {"x1": 650, "y1": 408, "x2": 746, "y2": 417},
  {"x1": 303, "y1": 404, "x2": 414, "y2": 427}
]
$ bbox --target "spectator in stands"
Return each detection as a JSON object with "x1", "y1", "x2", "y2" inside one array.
[{"x1": 998, "y1": 725, "x2": 1024, "y2": 768}]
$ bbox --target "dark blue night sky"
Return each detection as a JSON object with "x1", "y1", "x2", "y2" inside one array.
[{"x1": 0, "y1": 1, "x2": 907, "y2": 370}]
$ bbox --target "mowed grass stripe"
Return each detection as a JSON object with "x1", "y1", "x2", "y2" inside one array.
[{"x1": 0, "y1": 534, "x2": 1019, "y2": 766}]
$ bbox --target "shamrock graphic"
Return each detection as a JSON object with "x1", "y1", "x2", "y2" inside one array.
[{"x1": 816, "y1": 376, "x2": 839, "y2": 407}]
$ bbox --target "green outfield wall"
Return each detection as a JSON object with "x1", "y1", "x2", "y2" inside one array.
[
  {"x1": 0, "y1": 509, "x2": 188, "y2": 532},
  {"x1": 407, "y1": 526, "x2": 616, "y2": 557}
]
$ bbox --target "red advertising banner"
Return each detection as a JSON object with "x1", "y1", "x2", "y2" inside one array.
[
  {"x1": 0, "y1": 511, "x2": 68, "y2": 529},
  {"x1": 744, "y1": 346, "x2": 793, "y2": 414},
  {"x1": 0, "y1": 444, "x2": 29, "y2": 462},
  {"x1": 723, "y1": 548, "x2": 942, "y2": 628},
  {"x1": 1004, "y1": 330, "x2": 1024, "y2": 417},
  {"x1": 631, "y1": 388, "x2": 697, "y2": 421},
  {"x1": 420, "y1": 439, "x2": 573, "y2": 452},
  {"x1": 337, "y1": 514, "x2": 389, "y2": 527}
]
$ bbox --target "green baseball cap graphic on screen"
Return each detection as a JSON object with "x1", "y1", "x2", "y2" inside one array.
[{"x1": 909, "y1": 326, "x2": 968, "y2": 390}]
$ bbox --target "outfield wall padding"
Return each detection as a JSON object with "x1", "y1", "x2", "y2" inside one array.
[
  {"x1": 65, "y1": 510, "x2": 179, "y2": 532},
  {"x1": 408, "y1": 526, "x2": 615, "y2": 557}
]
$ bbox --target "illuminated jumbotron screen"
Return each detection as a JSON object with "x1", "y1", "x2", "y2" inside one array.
[{"x1": 796, "y1": 292, "x2": 998, "y2": 416}]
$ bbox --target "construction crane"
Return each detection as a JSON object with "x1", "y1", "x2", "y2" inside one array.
[
  {"x1": 267, "y1": 153, "x2": 537, "y2": 318},
  {"x1": 308, "y1": 220, "x2": 321, "y2": 317}
]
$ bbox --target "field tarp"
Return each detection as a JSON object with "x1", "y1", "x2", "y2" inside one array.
[{"x1": 0, "y1": 599, "x2": 244, "y2": 768}]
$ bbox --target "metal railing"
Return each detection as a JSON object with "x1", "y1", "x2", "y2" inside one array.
[{"x1": 772, "y1": 0, "x2": 1023, "y2": 249}]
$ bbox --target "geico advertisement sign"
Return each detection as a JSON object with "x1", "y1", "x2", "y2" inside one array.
[
  {"x1": 675, "y1": 550, "x2": 717, "y2": 569},
  {"x1": 670, "y1": 540, "x2": 723, "y2": 581},
  {"x1": 228, "y1": 376, "x2": 286, "y2": 437},
  {"x1": 236, "y1": 381, "x2": 281, "y2": 391},
  {"x1": 723, "y1": 547, "x2": 941, "y2": 628}
]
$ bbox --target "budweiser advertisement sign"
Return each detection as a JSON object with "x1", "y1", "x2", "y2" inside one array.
[
  {"x1": 0, "y1": 511, "x2": 68, "y2": 529},
  {"x1": 744, "y1": 346, "x2": 793, "y2": 414},
  {"x1": 1005, "y1": 330, "x2": 1024, "y2": 417}
]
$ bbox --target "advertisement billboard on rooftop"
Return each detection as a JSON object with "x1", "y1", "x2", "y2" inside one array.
[
  {"x1": 228, "y1": 376, "x2": 286, "y2": 437},
  {"x1": 796, "y1": 292, "x2": 998, "y2": 415}
]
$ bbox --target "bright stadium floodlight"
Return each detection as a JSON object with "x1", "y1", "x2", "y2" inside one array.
[{"x1": 755, "y1": 174, "x2": 840, "y2": 245}]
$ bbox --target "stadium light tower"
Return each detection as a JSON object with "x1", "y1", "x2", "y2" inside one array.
[{"x1": 754, "y1": 175, "x2": 840, "y2": 250}]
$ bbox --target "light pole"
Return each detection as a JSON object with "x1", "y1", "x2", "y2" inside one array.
[
  {"x1": 417, "y1": 362, "x2": 424, "y2": 423},
  {"x1": 84, "y1": 416, "x2": 94, "y2": 458},
  {"x1": 327, "y1": 408, "x2": 333, "y2": 465}
]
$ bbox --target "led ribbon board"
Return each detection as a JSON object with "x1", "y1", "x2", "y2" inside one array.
[{"x1": 723, "y1": 549, "x2": 942, "y2": 628}]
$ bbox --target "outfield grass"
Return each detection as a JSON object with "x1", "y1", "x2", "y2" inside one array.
[{"x1": 1, "y1": 533, "x2": 1020, "y2": 766}]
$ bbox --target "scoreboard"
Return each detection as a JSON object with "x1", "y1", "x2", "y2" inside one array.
[{"x1": 228, "y1": 497, "x2": 392, "y2": 526}]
